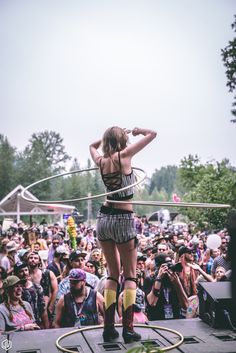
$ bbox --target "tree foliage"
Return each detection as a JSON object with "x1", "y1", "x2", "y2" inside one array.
[
  {"x1": 222, "y1": 14, "x2": 236, "y2": 122},
  {"x1": 149, "y1": 165, "x2": 178, "y2": 197},
  {"x1": 178, "y1": 157, "x2": 236, "y2": 229},
  {"x1": 28, "y1": 131, "x2": 71, "y2": 172},
  {"x1": 0, "y1": 135, "x2": 16, "y2": 199},
  {"x1": 14, "y1": 131, "x2": 71, "y2": 200}
]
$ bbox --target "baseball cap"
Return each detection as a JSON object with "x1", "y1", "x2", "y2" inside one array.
[
  {"x1": 18, "y1": 248, "x2": 30, "y2": 259},
  {"x1": 69, "y1": 269, "x2": 86, "y2": 281},
  {"x1": 3, "y1": 275, "x2": 23, "y2": 290},
  {"x1": 14, "y1": 261, "x2": 28, "y2": 274},
  {"x1": 69, "y1": 250, "x2": 87, "y2": 261}
]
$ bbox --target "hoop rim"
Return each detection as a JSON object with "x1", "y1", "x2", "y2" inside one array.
[{"x1": 20, "y1": 167, "x2": 147, "y2": 204}]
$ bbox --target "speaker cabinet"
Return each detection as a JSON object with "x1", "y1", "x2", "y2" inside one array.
[{"x1": 198, "y1": 281, "x2": 234, "y2": 329}]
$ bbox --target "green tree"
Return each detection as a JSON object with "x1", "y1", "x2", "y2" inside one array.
[
  {"x1": 29, "y1": 131, "x2": 71, "y2": 172},
  {"x1": 177, "y1": 154, "x2": 205, "y2": 192},
  {"x1": 222, "y1": 14, "x2": 236, "y2": 122},
  {"x1": 0, "y1": 135, "x2": 16, "y2": 199},
  {"x1": 180, "y1": 159, "x2": 236, "y2": 229},
  {"x1": 15, "y1": 131, "x2": 71, "y2": 200},
  {"x1": 149, "y1": 165, "x2": 178, "y2": 197}
]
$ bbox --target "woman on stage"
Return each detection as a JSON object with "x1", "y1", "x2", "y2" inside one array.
[{"x1": 89, "y1": 126, "x2": 156, "y2": 343}]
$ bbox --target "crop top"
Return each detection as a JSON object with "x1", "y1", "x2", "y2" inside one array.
[{"x1": 100, "y1": 152, "x2": 136, "y2": 201}]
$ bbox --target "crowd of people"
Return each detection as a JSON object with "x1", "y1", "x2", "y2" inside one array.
[{"x1": 0, "y1": 216, "x2": 231, "y2": 333}]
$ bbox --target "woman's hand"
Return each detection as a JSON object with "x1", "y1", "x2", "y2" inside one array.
[
  {"x1": 157, "y1": 264, "x2": 169, "y2": 279},
  {"x1": 123, "y1": 128, "x2": 131, "y2": 134},
  {"x1": 132, "y1": 127, "x2": 142, "y2": 136}
]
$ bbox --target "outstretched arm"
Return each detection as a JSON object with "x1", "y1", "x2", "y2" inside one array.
[{"x1": 189, "y1": 263, "x2": 214, "y2": 282}]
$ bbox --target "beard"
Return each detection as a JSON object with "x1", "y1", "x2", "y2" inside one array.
[{"x1": 70, "y1": 286, "x2": 84, "y2": 297}]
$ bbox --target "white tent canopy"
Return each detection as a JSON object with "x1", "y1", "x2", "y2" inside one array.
[{"x1": 0, "y1": 185, "x2": 75, "y2": 224}]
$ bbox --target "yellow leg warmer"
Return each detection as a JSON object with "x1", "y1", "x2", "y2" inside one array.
[
  {"x1": 123, "y1": 288, "x2": 136, "y2": 311},
  {"x1": 104, "y1": 289, "x2": 117, "y2": 310}
]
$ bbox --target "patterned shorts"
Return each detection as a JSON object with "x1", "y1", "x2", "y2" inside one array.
[{"x1": 96, "y1": 206, "x2": 137, "y2": 244}]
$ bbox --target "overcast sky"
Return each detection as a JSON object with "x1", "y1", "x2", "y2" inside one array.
[{"x1": 0, "y1": 0, "x2": 235, "y2": 177}]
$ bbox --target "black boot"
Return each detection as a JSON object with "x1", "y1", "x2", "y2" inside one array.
[
  {"x1": 122, "y1": 305, "x2": 141, "y2": 344},
  {"x1": 103, "y1": 302, "x2": 119, "y2": 342}
]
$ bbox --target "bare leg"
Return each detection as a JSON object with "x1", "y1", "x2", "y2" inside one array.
[
  {"x1": 100, "y1": 240, "x2": 120, "y2": 287},
  {"x1": 117, "y1": 238, "x2": 137, "y2": 289}
]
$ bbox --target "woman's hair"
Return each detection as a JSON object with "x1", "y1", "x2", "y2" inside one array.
[
  {"x1": 4, "y1": 291, "x2": 33, "y2": 321},
  {"x1": 102, "y1": 127, "x2": 128, "y2": 155}
]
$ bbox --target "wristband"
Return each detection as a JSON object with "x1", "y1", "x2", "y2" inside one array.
[{"x1": 155, "y1": 277, "x2": 162, "y2": 282}]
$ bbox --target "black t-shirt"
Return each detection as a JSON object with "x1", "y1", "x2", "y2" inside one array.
[{"x1": 145, "y1": 276, "x2": 181, "y2": 321}]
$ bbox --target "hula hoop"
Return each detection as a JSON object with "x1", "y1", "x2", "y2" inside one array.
[
  {"x1": 20, "y1": 167, "x2": 147, "y2": 204},
  {"x1": 20, "y1": 166, "x2": 231, "y2": 209},
  {"x1": 55, "y1": 323, "x2": 184, "y2": 353},
  {"x1": 107, "y1": 200, "x2": 231, "y2": 208}
]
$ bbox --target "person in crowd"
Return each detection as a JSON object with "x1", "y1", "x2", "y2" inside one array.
[
  {"x1": 57, "y1": 251, "x2": 100, "y2": 301},
  {"x1": 76, "y1": 236, "x2": 87, "y2": 252},
  {"x1": 54, "y1": 269, "x2": 104, "y2": 328},
  {"x1": 0, "y1": 275, "x2": 40, "y2": 332},
  {"x1": 220, "y1": 237, "x2": 228, "y2": 254},
  {"x1": 5, "y1": 241, "x2": 20, "y2": 274},
  {"x1": 190, "y1": 263, "x2": 229, "y2": 284},
  {"x1": 84, "y1": 227, "x2": 95, "y2": 244},
  {"x1": 32, "y1": 242, "x2": 41, "y2": 252},
  {"x1": 47, "y1": 245, "x2": 68, "y2": 283},
  {"x1": 85, "y1": 260, "x2": 100, "y2": 279},
  {"x1": 141, "y1": 215, "x2": 150, "y2": 237},
  {"x1": 0, "y1": 266, "x2": 7, "y2": 304},
  {"x1": 14, "y1": 262, "x2": 49, "y2": 329},
  {"x1": 89, "y1": 248, "x2": 106, "y2": 278},
  {"x1": 178, "y1": 246, "x2": 198, "y2": 298},
  {"x1": 211, "y1": 245, "x2": 231, "y2": 278},
  {"x1": 85, "y1": 241, "x2": 95, "y2": 260},
  {"x1": 145, "y1": 253, "x2": 188, "y2": 321},
  {"x1": 18, "y1": 248, "x2": 30, "y2": 263},
  {"x1": 89, "y1": 126, "x2": 156, "y2": 343},
  {"x1": 142, "y1": 245, "x2": 154, "y2": 276},
  {"x1": 0, "y1": 239, "x2": 10, "y2": 272},
  {"x1": 47, "y1": 234, "x2": 61, "y2": 264},
  {"x1": 27, "y1": 251, "x2": 58, "y2": 323},
  {"x1": 136, "y1": 253, "x2": 147, "y2": 290},
  {"x1": 156, "y1": 243, "x2": 169, "y2": 254}
]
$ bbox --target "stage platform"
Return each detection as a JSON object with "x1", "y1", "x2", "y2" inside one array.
[{"x1": 1, "y1": 318, "x2": 236, "y2": 353}]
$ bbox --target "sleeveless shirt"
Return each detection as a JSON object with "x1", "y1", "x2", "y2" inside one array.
[
  {"x1": 62, "y1": 288, "x2": 98, "y2": 327},
  {"x1": 100, "y1": 151, "x2": 136, "y2": 200}
]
